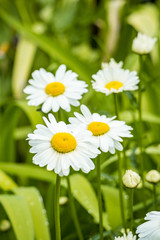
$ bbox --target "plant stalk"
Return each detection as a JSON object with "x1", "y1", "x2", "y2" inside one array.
[
  {"x1": 97, "y1": 157, "x2": 103, "y2": 240},
  {"x1": 153, "y1": 184, "x2": 157, "y2": 210},
  {"x1": 113, "y1": 94, "x2": 126, "y2": 229},
  {"x1": 55, "y1": 174, "x2": 61, "y2": 240},
  {"x1": 129, "y1": 188, "x2": 134, "y2": 231},
  {"x1": 138, "y1": 55, "x2": 146, "y2": 209}
]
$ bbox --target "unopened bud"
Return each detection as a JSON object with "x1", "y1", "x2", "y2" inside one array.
[
  {"x1": 146, "y1": 170, "x2": 160, "y2": 184},
  {"x1": 0, "y1": 219, "x2": 11, "y2": 231},
  {"x1": 123, "y1": 170, "x2": 141, "y2": 189},
  {"x1": 59, "y1": 196, "x2": 68, "y2": 205}
]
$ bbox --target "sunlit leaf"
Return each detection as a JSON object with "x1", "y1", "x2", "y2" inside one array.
[
  {"x1": 127, "y1": 4, "x2": 159, "y2": 36},
  {"x1": 120, "y1": 110, "x2": 160, "y2": 124},
  {"x1": 14, "y1": 100, "x2": 43, "y2": 126},
  {"x1": 12, "y1": 38, "x2": 36, "y2": 99},
  {"x1": 13, "y1": 187, "x2": 51, "y2": 240},
  {"x1": 61, "y1": 174, "x2": 110, "y2": 230},
  {"x1": 0, "y1": 163, "x2": 55, "y2": 183},
  {"x1": 0, "y1": 170, "x2": 17, "y2": 191},
  {"x1": 102, "y1": 185, "x2": 127, "y2": 229},
  {"x1": 0, "y1": 195, "x2": 34, "y2": 240}
]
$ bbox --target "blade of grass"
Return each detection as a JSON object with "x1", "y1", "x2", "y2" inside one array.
[{"x1": 0, "y1": 195, "x2": 34, "y2": 240}]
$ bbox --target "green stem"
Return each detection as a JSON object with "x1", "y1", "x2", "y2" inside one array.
[
  {"x1": 117, "y1": 151, "x2": 126, "y2": 229},
  {"x1": 123, "y1": 140, "x2": 128, "y2": 170},
  {"x1": 129, "y1": 189, "x2": 134, "y2": 231},
  {"x1": 138, "y1": 55, "x2": 146, "y2": 209},
  {"x1": 67, "y1": 176, "x2": 84, "y2": 240},
  {"x1": 96, "y1": 157, "x2": 103, "y2": 240},
  {"x1": 113, "y1": 94, "x2": 119, "y2": 119},
  {"x1": 55, "y1": 175, "x2": 61, "y2": 240},
  {"x1": 153, "y1": 184, "x2": 157, "y2": 210},
  {"x1": 113, "y1": 94, "x2": 126, "y2": 229}
]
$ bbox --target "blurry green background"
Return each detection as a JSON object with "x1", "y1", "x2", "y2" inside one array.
[{"x1": 0, "y1": 0, "x2": 160, "y2": 239}]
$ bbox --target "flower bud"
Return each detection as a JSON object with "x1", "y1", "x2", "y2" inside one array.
[
  {"x1": 146, "y1": 170, "x2": 160, "y2": 184},
  {"x1": 122, "y1": 170, "x2": 141, "y2": 189},
  {"x1": 132, "y1": 32, "x2": 157, "y2": 55},
  {"x1": 0, "y1": 219, "x2": 11, "y2": 232}
]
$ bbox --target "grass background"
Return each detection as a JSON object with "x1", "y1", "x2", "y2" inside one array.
[{"x1": 0, "y1": 0, "x2": 160, "y2": 239}]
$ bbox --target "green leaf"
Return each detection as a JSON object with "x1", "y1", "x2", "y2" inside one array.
[
  {"x1": 0, "y1": 170, "x2": 17, "y2": 191},
  {"x1": 102, "y1": 185, "x2": 127, "y2": 229},
  {"x1": 61, "y1": 174, "x2": 110, "y2": 230},
  {"x1": 0, "y1": 163, "x2": 55, "y2": 182},
  {"x1": 12, "y1": 37, "x2": 36, "y2": 99},
  {"x1": 13, "y1": 187, "x2": 51, "y2": 240},
  {"x1": 0, "y1": 195, "x2": 34, "y2": 240},
  {"x1": 14, "y1": 100, "x2": 43, "y2": 126},
  {"x1": 120, "y1": 110, "x2": 160, "y2": 124},
  {"x1": 127, "y1": 4, "x2": 159, "y2": 36},
  {"x1": 101, "y1": 145, "x2": 160, "y2": 170},
  {"x1": 0, "y1": 8, "x2": 93, "y2": 83},
  {"x1": 0, "y1": 105, "x2": 20, "y2": 162}
]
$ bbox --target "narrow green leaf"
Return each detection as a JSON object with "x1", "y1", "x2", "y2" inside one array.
[
  {"x1": 120, "y1": 110, "x2": 160, "y2": 124},
  {"x1": 0, "y1": 8, "x2": 93, "y2": 83},
  {"x1": 61, "y1": 174, "x2": 110, "y2": 230},
  {"x1": 14, "y1": 100, "x2": 43, "y2": 126},
  {"x1": 0, "y1": 170, "x2": 17, "y2": 191},
  {"x1": 0, "y1": 195, "x2": 34, "y2": 240},
  {"x1": 0, "y1": 105, "x2": 20, "y2": 162},
  {"x1": 0, "y1": 163, "x2": 55, "y2": 182},
  {"x1": 127, "y1": 4, "x2": 159, "y2": 36},
  {"x1": 101, "y1": 145, "x2": 160, "y2": 170},
  {"x1": 12, "y1": 37, "x2": 36, "y2": 99},
  {"x1": 13, "y1": 187, "x2": 51, "y2": 240},
  {"x1": 102, "y1": 185, "x2": 127, "y2": 229}
]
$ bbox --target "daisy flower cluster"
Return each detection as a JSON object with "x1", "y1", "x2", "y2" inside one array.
[
  {"x1": 24, "y1": 35, "x2": 156, "y2": 237},
  {"x1": 25, "y1": 63, "x2": 134, "y2": 176}
]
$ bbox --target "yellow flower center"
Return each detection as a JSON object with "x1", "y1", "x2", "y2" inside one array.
[
  {"x1": 105, "y1": 81, "x2": 123, "y2": 91},
  {"x1": 45, "y1": 82, "x2": 65, "y2": 97},
  {"x1": 88, "y1": 122, "x2": 110, "y2": 136},
  {"x1": 51, "y1": 133, "x2": 77, "y2": 153}
]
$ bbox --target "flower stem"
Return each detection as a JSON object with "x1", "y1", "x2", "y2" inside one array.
[
  {"x1": 138, "y1": 55, "x2": 146, "y2": 209},
  {"x1": 153, "y1": 184, "x2": 157, "y2": 210},
  {"x1": 117, "y1": 151, "x2": 126, "y2": 229},
  {"x1": 67, "y1": 176, "x2": 84, "y2": 240},
  {"x1": 96, "y1": 156, "x2": 103, "y2": 240},
  {"x1": 129, "y1": 189, "x2": 134, "y2": 231},
  {"x1": 113, "y1": 93, "x2": 119, "y2": 119},
  {"x1": 55, "y1": 174, "x2": 61, "y2": 240},
  {"x1": 113, "y1": 93, "x2": 126, "y2": 229}
]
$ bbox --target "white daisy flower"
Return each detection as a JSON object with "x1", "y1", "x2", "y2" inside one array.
[
  {"x1": 115, "y1": 231, "x2": 136, "y2": 240},
  {"x1": 24, "y1": 64, "x2": 88, "y2": 113},
  {"x1": 27, "y1": 113, "x2": 100, "y2": 176},
  {"x1": 132, "y1": 32, "x2": 157, "y2": 55},
  {"x1": 101, "y1": 58, "x2": 123, "y2": 69},
  {"x1": 69, "y1": 105, "x2": 133, "y2": 154},
  {"x1": 92, "y1": 67, "x2": 139, "y2": 96},
  {"x1": 136, "y1": 211, "x2": 160, "y2": 240}
]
